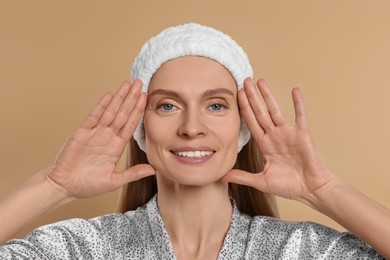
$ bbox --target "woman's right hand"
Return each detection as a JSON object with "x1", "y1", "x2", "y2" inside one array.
[{"x1": 46, "y1": 80, "x2": 155, "y2": 199}]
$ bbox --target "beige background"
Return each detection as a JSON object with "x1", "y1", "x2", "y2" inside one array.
[{"x1": 1, "y1": 1, "x2": 390, "y2": 237}]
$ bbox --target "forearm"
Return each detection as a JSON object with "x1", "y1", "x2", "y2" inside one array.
[
  {"x1": 304, "y1": 173, "x2": 390, "y2": 259},
  {"x1": 0, "y1": 166, "x2": 74, "y2": 244}
]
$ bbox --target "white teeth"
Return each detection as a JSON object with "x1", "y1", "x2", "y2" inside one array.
[{"x1": 175, "y1": 151, "x2": 214, "y2": 158}]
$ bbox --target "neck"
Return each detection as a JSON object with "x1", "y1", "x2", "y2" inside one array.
[{"x1": 157, "y1": 178, "x2": 232, "y2": 259}]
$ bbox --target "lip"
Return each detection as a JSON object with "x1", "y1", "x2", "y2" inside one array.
[
  {"x1": 171, "y1": 146, "x2": 214, "y2": 152},
  {"x1": 170, "y1": 146, "x2": 215, "y2": 165}
]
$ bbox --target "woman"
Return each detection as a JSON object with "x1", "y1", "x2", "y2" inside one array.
[{"x1": 0, "y1": 23, "x2": 388, "y2": 259}]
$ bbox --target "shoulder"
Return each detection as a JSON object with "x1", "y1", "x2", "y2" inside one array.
[
  {"x1": 245, "y1": 216, "x2": 383, "y2": 259},
  {"x1": 88, "y1": 204, "x2": 150, "y2": 238},
  {"x1": 42, "y1": 203, "x2": 150, "y2": 244},
  {"x1": 1, "y1": 204, "x2": 153, "y2": 259}
]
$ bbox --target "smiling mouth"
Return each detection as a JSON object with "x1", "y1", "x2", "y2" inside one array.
[{"x1": 172, "y1": 151, "x2": 215, "y2": 158}]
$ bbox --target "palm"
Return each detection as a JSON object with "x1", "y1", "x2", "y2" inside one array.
[
  {"x1": 224, "y1": 79, "x2": 331, "y2": 201},
  {"x1": 256, "y1": 125, "x2": 326, "y2": 199},
  {"x1": 47, "y1": 81, "x2": 155, "y2": 199}
]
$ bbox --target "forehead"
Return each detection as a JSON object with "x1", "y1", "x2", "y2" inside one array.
[{"x1": 148, "y1": 56, "x2": 237, "y2": 93}]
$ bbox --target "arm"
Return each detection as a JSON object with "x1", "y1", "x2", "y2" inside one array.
[
  {"x1": 0, "y1": 166, "x2": 72, "y2": 245},
  {"x1": 305, "y1": 173, "x2": 390, "y2": 259},
  {"x1": 223, "y1": 78, "x2": 390, "y2": 258},
  {"x1": 0, "y1": 80, "x2": 155, "y2": 245}
]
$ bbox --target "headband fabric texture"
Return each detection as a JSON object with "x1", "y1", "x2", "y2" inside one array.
[{"x1": 131, "y1": 23, "x2": 252, "y2": 152}]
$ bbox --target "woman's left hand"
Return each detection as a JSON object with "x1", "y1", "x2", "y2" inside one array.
[
  {"x1": 223, "y1": 78, "x2": 390, "y2": 258},
  {"x1": 222, "y1": 78, "x2": 333, "y2": 203}
]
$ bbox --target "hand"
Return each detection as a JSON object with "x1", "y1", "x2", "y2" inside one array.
[
  {"x1": 46, "y1": 80, "x2": 155, "y2": 199},
  {"x1": 223, "y1": 78, "x2": 332, "y2": 202}
]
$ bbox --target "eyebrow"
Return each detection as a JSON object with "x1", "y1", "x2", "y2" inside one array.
[
  {"x1": 149, "y1": 89, "x2": 180, "y2": 98},
  {"x1": 203, "y1": 88, "x2": 235, "y2": 97},
  {"x1": 149, "y1": 87, "x2": 235, "y2": 98}
]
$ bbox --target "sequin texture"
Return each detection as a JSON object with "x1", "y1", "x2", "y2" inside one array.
[{"x1": 0, "y1": 196, "x2": 383, "y2": 259}]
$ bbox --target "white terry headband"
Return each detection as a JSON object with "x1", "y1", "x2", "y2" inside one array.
[{"x1": 131, "y1": 23, "x2": 252, "y2": 152}]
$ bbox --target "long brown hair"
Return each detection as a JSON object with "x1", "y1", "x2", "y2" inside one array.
[{"x1": 117, "y1": 137, "x2": 279, "y2": 218}]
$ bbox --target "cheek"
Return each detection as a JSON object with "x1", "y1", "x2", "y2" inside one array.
[
  {"x1": 143, "y1": 114, "x2": 176, "y2": 161},
  {"x1": 222, "y1": 114, "x2": 241, "y2": 166},
  {"x1": 144, "y1": 115, "x2": 163, "y2": 149},
  {"x1": 224, "y1": 118, "x2": 241, "y2": 170},
  {"x1": 143, "y1": 116, "x2": 164, "y2": 169},
  {"x1": 218, "y1": 114, "x2": 241, "y2": 143}
]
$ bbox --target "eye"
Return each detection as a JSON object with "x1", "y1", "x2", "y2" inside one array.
[
  {"x1": 209, "y1": 103, "x2": 225, "y2": 111},
  {"x1": 158, "y1": 103, "x2": 177, "y2": 111}
]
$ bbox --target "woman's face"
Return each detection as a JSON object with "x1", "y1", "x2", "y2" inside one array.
[{"x1": 144, "y1": 56, "x2": 241, "y2": 186}]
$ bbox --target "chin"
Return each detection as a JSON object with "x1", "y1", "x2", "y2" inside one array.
[{"x1": 157, "y1": 169, "x2": 227, "y2": 187}]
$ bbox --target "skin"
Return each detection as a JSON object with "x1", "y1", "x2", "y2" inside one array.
[
  {"x1": 144, "y1": 56, "x2": 241, "y2": 259},
  {"x1": 0, "y1": 80, "x2": 155, "y2": 244},
  {"x1": 223, "y1": 78, "x2": 390, "y2": 258},
  {"x1": 0, "y1": 56, "x2": 389, "y2": 258},
  {"x1": 144, "y1": 56, "x2": 240, "y2": 186}
]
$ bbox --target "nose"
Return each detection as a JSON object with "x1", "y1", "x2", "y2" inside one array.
[{"x1": 177, "y1": 109, "x2": 207, "y2": 138}]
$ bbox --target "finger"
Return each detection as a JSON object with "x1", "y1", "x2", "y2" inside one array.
[
  {"x1": 292, "y1": 87, "x2": 309, "y2": 129},
  {"x1": 257, "y1": 79, "x2": 287, "y2": 126},
  {"x1": 238, "y1": 88, "x2": 266, "y2": 139},
  {"x1": 110, "y1": 80, "x2": 142, "y2": 130},
  {"x1": 120, "y1": 92, "x2": 148, "y2": 141},
  {"x1": 99, "y1": 81, "x2": 131, "y2": 126},
  {"x1": 243, "y1": 78, "x2": 275, "y2": 132},
  {"x1": 80, "y1": 92, "x2": 113, "y2": 129},
  {"x1": 111, "y1": 164, "x2": 156, "y2": 188},
  {"x1": 221, "y1": 169, "x2": 268, "y2": 192}
]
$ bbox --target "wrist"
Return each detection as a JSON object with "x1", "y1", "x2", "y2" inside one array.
[
  {"x1": 0, "y1": 166, "x2": 76, "y2": 243},
  {"x1": 299, "y1": 171, "x2": 342, "y2": 212},
  {"x1": 40, "y1": 165, "x2": 76, "y2": 209}
]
